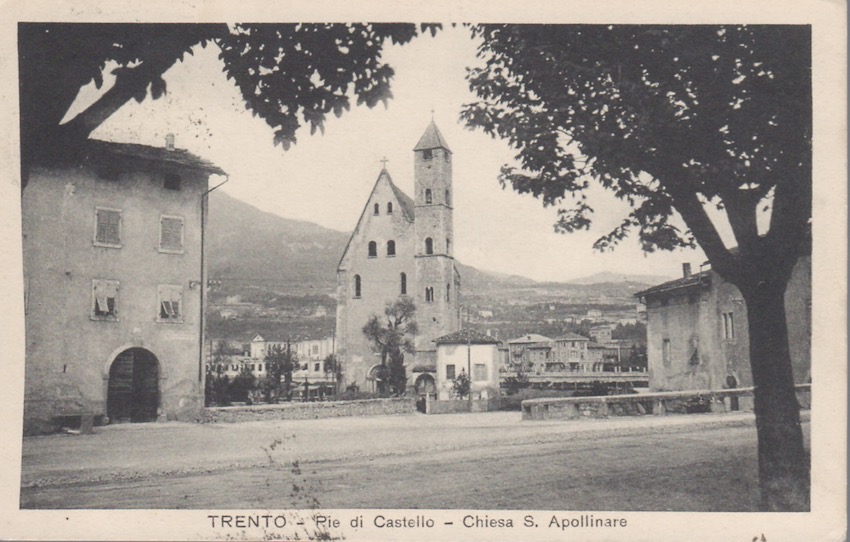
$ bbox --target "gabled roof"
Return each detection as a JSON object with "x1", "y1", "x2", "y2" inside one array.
[
  {"x1": 86, "y1": 139, "x2": 226, "y2": 176},
  {"x1": 507, "y1": 334, "x2": 553, "y2": 345},
  {"x1": 435, "y1": 328, "x2": 500, "y2": 345},
  {"x1": 337, "y1": 168, "x2": 414, "y2": 270},
  {"x1": 554, "y1": 333, "x2": 590, "y2": 342},
  {"x1": 634, "y1": 271, "x2": 712, "y2": 299},
  {"x1": 413, "y1": 120, "x2": 452, "y2": 153}
]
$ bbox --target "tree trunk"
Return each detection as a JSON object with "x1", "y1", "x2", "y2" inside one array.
[{"x1": 741, "y1": 280, "x2": 809, "y2": 511}]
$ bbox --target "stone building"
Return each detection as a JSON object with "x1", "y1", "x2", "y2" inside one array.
[
  {"x1": 635, "y1": 258, "x2": 811, "y2": 392},
  {"x1": 335, "y1": 121, "x2": 461, "y2": 391},
  {"x1": 22, "y1": 138, "x2": 224, "y2": 433}
]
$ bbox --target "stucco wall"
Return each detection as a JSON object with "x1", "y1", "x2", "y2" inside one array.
[
  {"x1": 435, "y1": 343, "x2": 499, "y2": 400},
  {"x1": 22, "y1": 161, "x2": 209, "y2": 433}
]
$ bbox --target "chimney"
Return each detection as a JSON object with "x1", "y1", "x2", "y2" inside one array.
[
  {"x1": 682, "y1": 263, "x2": 692, "y2": 278},
  {"x1": 165, "y1": 133, "x2": 175, "y2": 151}
]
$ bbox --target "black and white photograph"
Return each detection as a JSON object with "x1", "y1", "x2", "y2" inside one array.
[{"x1": 1, "y1": 1, "x2": 845, "y2": 541}]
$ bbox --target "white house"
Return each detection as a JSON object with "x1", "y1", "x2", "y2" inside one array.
[{"x1": 435, "y1": 329, "x2": 501, "y2": 400}]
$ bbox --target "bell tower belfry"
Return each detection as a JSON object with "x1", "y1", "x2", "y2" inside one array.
[{"x1": 413, "y1": 120, "x2": 461, "y2": 364}]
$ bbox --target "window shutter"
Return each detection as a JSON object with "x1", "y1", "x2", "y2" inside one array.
[
  {"x1": 96, "y1": 209, "x2": 121, "y2": 245},
  {"x1": 160, "y1": 217, "x2": 184, "y2": 251}
]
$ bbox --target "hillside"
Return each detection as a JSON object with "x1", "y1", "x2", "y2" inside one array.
[{"x1": 205, "y1": 192, "x2": 657, "y2": 342}]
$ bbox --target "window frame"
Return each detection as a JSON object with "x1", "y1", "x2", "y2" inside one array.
[
  {"x1": 387, "y1": 202, "x2": 393, "y2": 214},
  {"x1": 353, "y1": 274, "x2": 362, "y2": 298},
  {"x1": 373, "y1": 203, "x2": 380, "y2": 215},
  {"x1": 446, "y1": 364, "x2": 456, "y2": 380},
  {"x1": 368, "y1": 241, "x2": 377, "y2": 258},
  {"x1": 91, "y1": 278, "x2": 120, "y2": 321},
  {"x1": 157, "y1": 284, "x2": 184, "y2": 323},
  {"x1": 425, "y1": 188, "x2": 432, "y2": 204},
  {"x1": 425, "y1": 237, "x2": 433, "y2": 255},
  {"x1": 400, "y1": 272, "x2": 407, "y2": 295},
  {"x1": 158, "y1": 214, "x2": 185, "y2": 254},
  {"x1": 93, "y1": 206, "x2": 123, "y2": 248},
  {"x1": 387, "y1": 240, "x2": 396, "y2": 257}
]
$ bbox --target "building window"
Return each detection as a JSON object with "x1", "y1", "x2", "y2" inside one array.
[
  {"x1": 387, "y1": 240, "x2": 396, "y2": 256},
  {"x1": 387, "y1": 202, "x2": 393, "y2": 214},
  {"x1": 723, "y1": 312, "x2": 735, "y2": 339},
  {"x1": 662, "y1": 339, "x2": 671, "y2": 369},
  {"x1": 258, "y1": 364, "x2": 263, "y2": 372},
  {"x1": 446, "y1": 364, "x2": 456, "y2": 380},
  {"x1": 445, "y1": 189, "x2": 450, "y2": 205},
  {"x1": 474, "y1": 363, "x2": 488, "y2": 382},
  {"x1": 373, "y1": 203, "x2": 380, "y2": 215},
  {"x1": 164, "y1": 173, "x2": 181, "y2": 191},
  {"x1": 354, "y1": 275, "x2": 361, "y2": 298},
  {"x1": 314, "y1": 362, "x2": 321, "y2": 372},
  {"x1": 425, "y1": 287, "x2": 434, "y2": 303},
  {"x1": 91, "y1": 279, "x2": 119, "y2": 320},
  {"x1": 446, "y1": 283, "x2": 450, "y2": 302},
  {"x1": 400, "y1": 272, "x2": 407, "y2": 295},
  {"x1": 423, "y1": 149, "x2": 433, "y2": 160},
  {"x1": 368, "y1": 241, "x2": 377, "y2": 258},
  {"x1": 157, "y1": 284, "x2": 183, "y2": 322},
  {"x1": 94, "y1": 207, "x2": 122, "y2": 247},
  {"x1": 159, "y1": 215, "x2": 184, "y2": 253},
  {"x1": 425, "y1": 189, "x2": 432, "y2": 204},
  {"x1": 446, "y1": 237, "x2": 451, "y2": 253},
  {"x1": 425, "y1": 237, "x2": 433, "y2": 255}
]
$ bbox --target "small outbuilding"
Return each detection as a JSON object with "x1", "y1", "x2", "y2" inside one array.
[{"x1": 434, "y1": 329, "x2": 501, "y2": 401}]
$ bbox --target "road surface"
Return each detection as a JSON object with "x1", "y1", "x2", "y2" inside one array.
[{"x1": 20, "y1": 410, "x2": 810, "y2": 511}]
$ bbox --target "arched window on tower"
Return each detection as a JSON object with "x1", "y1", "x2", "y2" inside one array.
[
  {"x1": 445, "y1": 189, "x2": 450, "y2": 206},
  {"x1": 423, "y1": 149, "x2": 433, "y2": 160},
  {"x1": 425, "y1": 287, "x2": 434, "y2": 303},
  {"x1": 387, "y1": 202, "x2": 393, "y2": 214},
  {"x1": 373, "y1": 203, "x2": 379, "y2": 215},
  {"x1": 368, "y1": 241, "x2": 377, "y2": 258},
  {"x1": 425, "y1": 237, "x2": 433, "y2": 255},
  {"x1": 446, "y1": 283, "x2": 451, "y2": 302},
  {"x1": 425, "y1": 189, "x2": 432, "y2": 204},
  {"x1": 400, "y1": 272, "x2": 407, "y2": 295},
  {"x1": 387, "y1": 240, "x2": 396, "y2": 257},
  {"x1": 353, "y1": 275, "x2": 361, "y2": 298}
]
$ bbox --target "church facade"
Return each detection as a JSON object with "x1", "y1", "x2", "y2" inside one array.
[{"x1": 335, "y1": 121, "x2": 461, "y2": 392}]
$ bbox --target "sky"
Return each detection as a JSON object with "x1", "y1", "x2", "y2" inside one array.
[{"x1": 73, "y1": 25, "x2": 707, "y2": 282}]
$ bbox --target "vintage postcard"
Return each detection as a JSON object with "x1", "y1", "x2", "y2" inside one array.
[{"x1": 0, "y1": 1, "x2": 845, "y2": 541}]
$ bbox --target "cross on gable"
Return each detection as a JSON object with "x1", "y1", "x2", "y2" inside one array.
[{"x1": 380, "y1": 156, "x2": 389, "y2": 169}]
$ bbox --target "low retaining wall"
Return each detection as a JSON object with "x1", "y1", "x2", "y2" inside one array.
[
  {"x1": 425, "y1": 397, "x2": 500, "y2": 414},
  {"x1": 203, "y1": 397, "x2": 416, "y2": 423},
  {"x1": 522, "y1": 384, "x2": 812, "y2": 421}
]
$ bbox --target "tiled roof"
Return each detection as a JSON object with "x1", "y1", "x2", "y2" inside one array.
[
  {"x1": 634, "y1": 271, "x2": 711, "y2": 299},
  {"x1": 507, "y1": 334, "x2": 553, "y2": 345},
  {"x1": 86, "y1": 139, "x2": 226, "y2": 176},
  {"x1": 385, "y1": 170, "x2": 415, "y2": 222},
  {"x1": 435, "y1": 328, "x2": 500, "y2": 345},
  {"x1": 554, "y1": 333, "x2": 590, "y2": 342},
  {"x1": 413, "y1": 120, "x2": 452, "y2": 152}
]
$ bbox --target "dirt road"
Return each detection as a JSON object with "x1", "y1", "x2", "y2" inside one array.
[{"x1": 20, "y1": 410, "x2": 810, "y2": 510}]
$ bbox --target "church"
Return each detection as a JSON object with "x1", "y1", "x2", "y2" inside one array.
[{"x1": 335, "y1": 120, "x2": 462, "y2": 393}]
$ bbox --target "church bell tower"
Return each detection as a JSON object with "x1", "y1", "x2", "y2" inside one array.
[{"x1": 413, "y1": 120, "x2": 460, "y2": 364}]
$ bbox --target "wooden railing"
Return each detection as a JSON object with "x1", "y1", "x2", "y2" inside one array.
[{"x1": 521, "y1": 383, "x2": 812, "y2": 421}]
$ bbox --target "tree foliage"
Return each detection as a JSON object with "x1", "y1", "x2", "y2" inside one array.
[
  {"x1": 362, "y1": 297, "x2": 417, "y2": 396},
  {"x1": 262, "y1": 343, "x2": 297, "y2": 403},
  {"x1": 452, "y1": 370, "x2": 471, "y2": 400},
  {"x1": 19, "y1": 23, "x2": 439, "y2": 172},
  {"x1": 463, "y1": 24, "x2": 811, "y2": 511}
]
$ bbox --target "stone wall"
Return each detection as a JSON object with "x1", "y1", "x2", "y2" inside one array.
[
  {"x1": 203, "y1": 397, "x2": 416, "y2": 423},
  {"x1": 425, "y1": 397, "x2": 499, "y2": 414}
]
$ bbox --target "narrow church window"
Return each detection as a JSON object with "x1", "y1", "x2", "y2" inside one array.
[
  {"x1": 425, "y1": 287, "x2": 434, "y2": 303},
  {"x1": 354, "y1": 275, "x2": 361, "y2": 298},
  {"x1": 368, "y1": 241, "x2": 377, "y2": 258},
  {"x1": 387, "y1": 202, "x2": 393, "y2": 214},
  {"x1": 374, "y1": 203, "x2": 380, "y2": 215},
  {"x1": 446, "y1": 238, "x2": 451, "y2": 253},
  {"x1": 423, "y1": 149, "x2": 433, "y2": 160},
  {"x1": 400, "y1": 272, "x2": 407, "y2": 295},
  {"x1": 425, "y1": 189, "x2": 432, "y2": 204},
  {"x1": 723, "y1": 312, "x2": 735, "y2": 339},
  {"x1": 387, "y1": 240, "x2": 396, "y2": 256},
  {"x1": 445, "y1": 190, "x2": 450, "y2": 205},
  {"x1": 425, "y1": 237, "x2": 433, "y2": 255},
  {"x1": 446, "y1": 283, "x2": 450, "y2": 302},
  {"x1": 662, "y1": 339, "x2": 671, "y2": 368}
]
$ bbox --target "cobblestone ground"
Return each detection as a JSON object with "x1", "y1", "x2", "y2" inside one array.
[{"x1": 20, "y1": 410, "x2": 810, "y2": 510}]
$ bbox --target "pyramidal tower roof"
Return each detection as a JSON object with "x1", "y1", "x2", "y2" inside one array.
[{"x1": 413, "y1": 120, "x2": 452, "y2": 153}]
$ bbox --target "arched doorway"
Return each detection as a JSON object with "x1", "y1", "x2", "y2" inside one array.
[
  {"x1": 366, "y1": 364, "x2": 383, "y2": 394},
  {"x1": 414, "y1": 373, "x2": 437, "y2": 397},
  {"x1": 107, "y1": 348, "x2": 160, "y2": 423}
]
